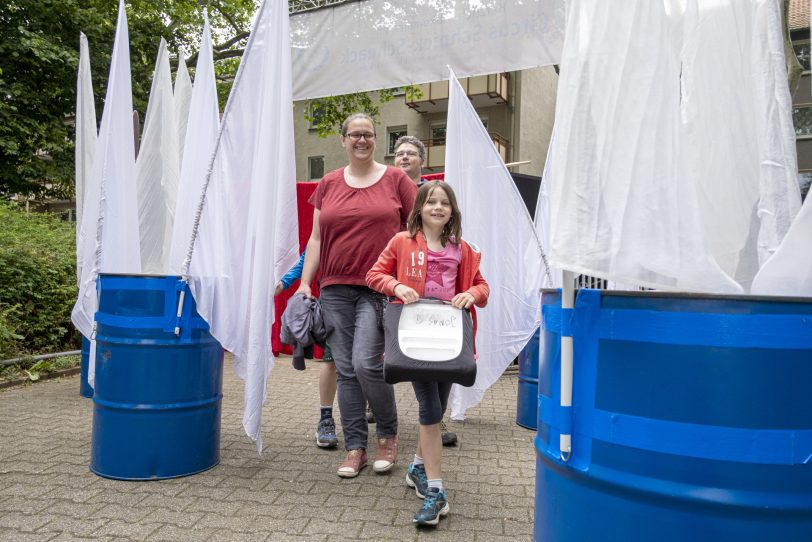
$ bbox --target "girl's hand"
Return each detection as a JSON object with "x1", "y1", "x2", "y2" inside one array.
[
  {"x1": 295, "y1": 283, "x2": 312, "y2": 299},
  {"x1": 394, "y1": 283, "x2": 420, "y2": 304},
  {"x1": 451, "y1": 292, "x2": 475, "y2": 309}
]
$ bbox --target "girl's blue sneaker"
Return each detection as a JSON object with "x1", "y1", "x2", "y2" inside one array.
[
  {"x1": 406, "y1": 462, "x2": 428, "y2": 498},
  {"x1": 315, "y1": 417, "x2": 338, "y2": 448},
  {"x1": 413, "y1": 487, "x2": 449, "y2": 526}
]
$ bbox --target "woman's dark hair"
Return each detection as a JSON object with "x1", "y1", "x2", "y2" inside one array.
[
  {"x1": 340, "y1": 112, "x2": 376, "y2": 136},
  {"x1": 407, "y1": 181, "x2": 462, "y2": 246}
]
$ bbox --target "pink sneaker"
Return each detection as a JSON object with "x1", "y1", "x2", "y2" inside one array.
[
  {"x1": 337, "y1": 449, "x2": 367, "y2": 478},
  {"x1": 373, "y1": 435, "x2": 399, "y2": 473}
]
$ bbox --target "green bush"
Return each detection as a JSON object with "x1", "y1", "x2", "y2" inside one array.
[{"x1": 0, "y1": 202, "x2": 78, "y2": 358}]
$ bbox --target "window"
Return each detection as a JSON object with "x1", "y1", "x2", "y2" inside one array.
[
  {"x1": 800, "y1": 171, "x2": 812, "y2": 201},
  {"x1": 480, "y1": 117, "x2": 489, "y2": 130},
  {"x1": 793, "y1": 105, "x2": 812, "y2": 138},
  {"x1": 307, "y1": 101, "x2": 326, "y2": 130},
  {"x1": 308, "y1": 156, "x2": 324, "y2": 180},
  {"x1": 431, "y1": 124, "x2": 446, "y2": 146},
  {"x1": 386, "y1": 126, "x2": 407, "y2": 155},
  {"x1": 794, "y1": 41, "x2": 810, "y2": 72}
]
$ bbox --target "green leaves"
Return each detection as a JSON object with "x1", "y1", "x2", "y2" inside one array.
[
  {"x1": 305, "y1": 85, "x2": 424, "y2": 137},
  {"x1": 0, "y1": 203, "x2": 77, "y2": 358},
  {"x1": 0, "y1": 0, "x2": 259, "y2": 198}
]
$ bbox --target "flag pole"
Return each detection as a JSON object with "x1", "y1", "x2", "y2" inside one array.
[{"x1": 560, "y1": 269, "x2": 574, "y2": 461}]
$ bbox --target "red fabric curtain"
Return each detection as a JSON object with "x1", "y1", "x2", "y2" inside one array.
[
  {"x1": 421, "y1": 172, "x2": 445, "y2": 182},
  {"x1": 271, "y1": 182, "x2": 323, "y2": 359}
]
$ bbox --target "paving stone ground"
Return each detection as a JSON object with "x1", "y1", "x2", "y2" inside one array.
[{"x1": 0, "y1": 355, "x2": 536, "y2": 541}]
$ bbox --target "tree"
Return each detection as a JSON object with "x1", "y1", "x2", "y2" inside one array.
[
  {"x1": 304, "y1": 87, "x2": 423, "y2": 138},
  {"x1": 0, "y1": 0, "x2": 426, "y2": 200},
  {"x1": 0, "y1": 0, "x2": 415, "y2": 197},
  {"x1": 0, "y1": 0, "x2": 257, "y2": 199}
]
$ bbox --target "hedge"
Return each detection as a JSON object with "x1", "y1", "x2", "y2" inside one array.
[{"x1": 0, "y1": 203, "x2": 78, "y2": 358}]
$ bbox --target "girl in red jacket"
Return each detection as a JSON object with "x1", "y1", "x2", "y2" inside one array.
[{"x1": 366, "y1": 181, "x2": 489, "y2": 526}]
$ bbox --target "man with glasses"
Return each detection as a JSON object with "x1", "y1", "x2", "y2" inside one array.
[{"x1": 393, "y1": 135, "x2": 427, "y2": 186}]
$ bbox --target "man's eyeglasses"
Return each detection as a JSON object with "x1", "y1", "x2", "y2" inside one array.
[
  {"x1": 394, "y1": 150, "x2": 419, "y2": 158},
  {"x1": 345, "y1": 132, "x2": 376, "y2": 141}
]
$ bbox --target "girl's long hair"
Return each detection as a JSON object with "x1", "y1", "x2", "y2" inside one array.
[{"x1": 407, "y1": 181, "x2": 462, "y2": 246}]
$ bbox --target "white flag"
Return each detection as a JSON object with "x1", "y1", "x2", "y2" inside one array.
[
  {"x1": 75, "y1": 32, "x2": 97, "y2": 285},
  {"x1": 547, "y1": 0, "x2": 797, "y2": 294},
  {"x1": 72, "y1": 0, "x2": 141, "y2": 384},
  {"x1": 751, "y1": 194, "x2": 812, "y2": 296},
  {"x1": 174, "y1": 47, "x2": 193, "y2": 166},
  {"x1": 444, "y1": 67, "x2": 545, "y2": 420},
  {"x1": 185, "y1": 0, "x2": 298, "y2": 449},
  {"x1": 136, "y1": 38, "x2": 180, "y2": 274},
  {"x1": 169, "y1": 13, "x2": 219, "y2": 275}
]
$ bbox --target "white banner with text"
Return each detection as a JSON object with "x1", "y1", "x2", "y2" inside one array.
[{"x1": 290, "y1": 0, "x2": 564, "y2": 100}]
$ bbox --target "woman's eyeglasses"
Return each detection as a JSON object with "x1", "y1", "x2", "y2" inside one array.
[{"x1": 345, "y1": 132, "x2": 376, "y2": 141}]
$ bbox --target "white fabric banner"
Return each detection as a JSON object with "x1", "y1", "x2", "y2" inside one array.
[
  {"x1": 169, "y1": 15, "x2": 220, "y2": 275},
  {"x1": 547, "y1": 0, "x2": 799, "y2": 294},
  {"x1": 174, "y1": 48, "x2": 193, "y2": 168},
  {"x1": 751, "y1": 193, "x2": 812, "y2": 296},
  {"x1": 186, "y1": 0, "x2": 299, "y2": 449},
  {"x1": 445, "y1": 67, "x2": 545, "y2": 421},
  {"x1": 71, "y1": 0, "x2": 141, "y2": 385},
  {"x1": 290, "y1": 0, "x2": 564, "y2": 100},
  {"x1": 75, "y1": 32, "x2": 97, "y2": 286},
  {"x1": 136, "y1": 38, "x2": 180, "y2": 274}
]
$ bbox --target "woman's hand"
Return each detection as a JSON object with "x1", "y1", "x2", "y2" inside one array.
[
  {"x1": 295, "y1": 283, "x2": 313, "y2": 299},
  {"x1": 451, "y1": 292, "x2": 475, "y2": 309},
  {"x1": 394, "y1": 283, "x2": 420, "y2": 304}
]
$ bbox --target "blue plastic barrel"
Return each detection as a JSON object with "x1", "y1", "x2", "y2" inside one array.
[
  {"x1": 536, "y1": 289, "x2": 812, "y2": 542},
  {"x1": 516, "y1": 327, "x2": 540, "y2": 429},
  {"x1": 79, "y1": 335, "x2": 93, "y2": 398},
  {"x1": 90, "y1": 274, "x2": 224, "y2": 480}
]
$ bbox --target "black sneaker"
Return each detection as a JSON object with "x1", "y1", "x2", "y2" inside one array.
[
  {"x1": 413, "y1": 487, "x2": 449, "y2": 526},
  {"x1": 405, "y1": 462, "x2": 428, "y2": 498},
  {"x1": 316, "y1": 417, "x2": 338, "y2": 448}
]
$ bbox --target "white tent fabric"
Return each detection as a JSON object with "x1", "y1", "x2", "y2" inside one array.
[
  {"x1": 547, "y1": 0, "x2": 799, "y2": 294},
  {"x1": 174, "y1": 48, "x2": 193, "y2": 167},
  {"x1": 71, "y1": 0, "x2": 141, "y2": 385},
  {"x1": 290, "y1": 0, "x2": 565, "y2": 100},
  {"x1": 136, "y1": 38, "x2": 180, "y2": 274},
  {"x1": 445, "y1": 67, "x2": 545, "y2": 421},
  {"x1": 184, "y1": 0, "x2": 298, "y2": 449},
  {"x1": 683, "y1": 0, "x2": 800, "y2": 287},
  {"x1": 751, "y1": 194, "x2": 812, "y2": 296},
  {"x1": 537, "y1": 135, "x2": 635, "y2": 291},
  {"x1": 169, "y1": 14, "x2": 219, "y2": 275},
  {"x1": 75, "y1": 32, "x2": 97, "y2": 285}
]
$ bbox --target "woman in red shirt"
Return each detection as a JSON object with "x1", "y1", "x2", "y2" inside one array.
[{"x1": 296, "y1": 113, "x2": 417, "y2": 478}]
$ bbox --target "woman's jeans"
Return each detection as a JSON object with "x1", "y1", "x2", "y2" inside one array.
[{"x1": 319, "y1": 285, "x2": 398, "y2": 450}]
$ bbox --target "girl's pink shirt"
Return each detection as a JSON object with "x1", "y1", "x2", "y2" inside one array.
[{"x1": 424, "y1": 243, "x2": 461, "y2": 301}]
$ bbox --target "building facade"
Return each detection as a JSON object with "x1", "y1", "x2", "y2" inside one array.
[
  {"x1": 790, "y1": 0, "x2": 811, "y2": 198},
  {"x1": 292, "y1": 66, "x2": 559, "y2": 183}
]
